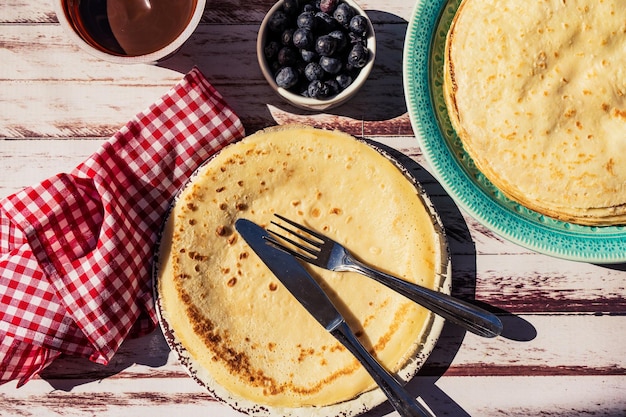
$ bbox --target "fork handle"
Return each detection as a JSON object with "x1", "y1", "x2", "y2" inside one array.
[
  {"x1": 341, "y1": 259, "x2": 503, "y2": 338},
  {"x1": 331, "y1": 321, "x2": 432, "y2": 417}
]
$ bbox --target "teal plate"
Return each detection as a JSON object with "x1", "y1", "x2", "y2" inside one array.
[{"x1": 402, "y1": 0, "x2": 626, "y2": 263}]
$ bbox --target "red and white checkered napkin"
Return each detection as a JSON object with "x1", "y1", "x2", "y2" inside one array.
[{"x1": 0, "y1": 67, "x2": 245, "y2": 387}]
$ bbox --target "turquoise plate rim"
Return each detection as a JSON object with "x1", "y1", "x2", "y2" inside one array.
[{"x1": 402, "y1": 0, "x2": 626, "y2": 264}]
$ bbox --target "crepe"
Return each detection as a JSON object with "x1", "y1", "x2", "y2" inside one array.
[
  {"x1": 443, "y1": 0, "x2": 626, "y2": 225},
  {"x1": 156, "y1": 125, "x2": 447, "y2": 412}
]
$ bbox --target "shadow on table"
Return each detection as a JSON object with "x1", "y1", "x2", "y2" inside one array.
[
  {"x1": 373, "y1": 142, "x2": 536, "y2": 334},
  {"x1": 158, "y1": 10, "x2": 412, "y2": 132},
  {"x1": 363, "y1": 143, "x2": 537, "y2": 417},
  {"x1": 40, "y1": 328, "x2": 170, "y2": 392},
  {"x1": 598, "y1": 262, "x2": 626, "y2": 271}
]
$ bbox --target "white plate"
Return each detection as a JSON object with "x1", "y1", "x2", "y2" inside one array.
[{"x1": 152, "y1": 137, "x2": 450, "y2": 416}]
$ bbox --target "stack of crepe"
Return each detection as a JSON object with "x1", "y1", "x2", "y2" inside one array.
[{"x1": 444, "y1": 0, "x2": 626, "y2": 225}]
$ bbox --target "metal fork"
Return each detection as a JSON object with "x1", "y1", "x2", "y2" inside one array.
[{"x1": 266, "y1": 214, "x2": 503, "y2": 338}]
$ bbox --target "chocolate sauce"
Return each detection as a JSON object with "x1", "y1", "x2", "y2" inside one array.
[{"x1": 63, "y1": 0, "x2": 197, "y2": 56}]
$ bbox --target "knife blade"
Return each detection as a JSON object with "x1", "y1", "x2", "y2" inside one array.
[
  {"x1": 235, "y1": 217, "x2": 343, "y2": 331},
  {"x1": 234, "y1": 218, "x2": 433, "y2": 417}
]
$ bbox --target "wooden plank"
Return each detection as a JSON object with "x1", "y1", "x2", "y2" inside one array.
[
  {"x1": 0, "y1": 23, "x2": 411, "y2": 138},
  {"x1": 430, "y1": 375, "x2": 626, "y2": 417},
  {"x1": 0, "y1": 1, "x2": 57, "y2": 23},
  {"x1": 0, "y1": 378, "x2": 228, "y2": 417},
  {"x1": 22, "y1": 314, "x2": 626, "y2": 383},
  {"x1": 0, "y1": 139, "x2": 103, "y2": 195},
  {"x1": 1, "y1": 314, "x2": 623, "y2": 415},
  {"x1": 472, "y1": 254, "x2": 626, "y2": 313},
  {"x1": 1, "y1": 375, "x2": 624, "y2": 417},
  {"x1": 0, "y1": 81, "x2": 172, "y2": 138},
  {"x1": 0, "y1": 0, "x2": 417, "y2": 24}
]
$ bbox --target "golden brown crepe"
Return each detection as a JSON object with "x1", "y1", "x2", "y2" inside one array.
[
  {"x1": 156, "y1": 125, "x2": 447, "y2": 413},
  {"x1": 444, "y1": 0, "x2": 626, "y2": 225}
]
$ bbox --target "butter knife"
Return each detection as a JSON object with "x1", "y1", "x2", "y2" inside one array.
[{"x1": 235, "y1": 218, "x2": 433, "y2": 417}]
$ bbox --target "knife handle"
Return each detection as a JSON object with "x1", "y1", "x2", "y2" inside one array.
[
  {"x1": 341, "y1": 259, "x2": 503, "y2": 338},
  {"x1": 331, "y1": 321, "x2": 432, "y2": 417}
]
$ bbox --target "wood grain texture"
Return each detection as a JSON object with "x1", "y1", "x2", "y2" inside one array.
[
  {"x1": 29, "y1": 314, "x2": 624, "y2": 380},
  {"x1": 2, "y1": 376, "x2": 625, "y2": 417},
  {"x1": 0, "y1": 313, "x2": 623, "y2": 416},
  {"x1": 0, "y1": 0, "x2": 625, "y2": 416},
  {"x1": 0, "y1": 21, "x2": 409, "y2": 137},
  {"x1": 0, "y1": 0, "x2": 415, "y2": 24}
]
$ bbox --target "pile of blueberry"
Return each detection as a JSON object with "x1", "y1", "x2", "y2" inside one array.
[{"x1": 263, "y1": 0, "x2": 371, "y2": 100}]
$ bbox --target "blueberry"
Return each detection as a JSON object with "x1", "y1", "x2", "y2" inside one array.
[
  {"x1": 278, "y1": 46, "x2": 298, "y2": 66},
  {"x1": 282, "y1": 0, "x2": 300, "y2": 16},
  {"x1": 347, "y1": 43, "x2": 368, "y2": 68},
  {"x1": 264, "y1": 41, "x2": 281, "y2": 60},
  {"x1": 268, "y1": 10, "x2": 289, "y2": 33},
  {"x1": 336, "y1": 72, "x2": 353, "y2": 89},
  {"x1": 315, "y1": 35, "x2": 337, "y2": 56},
  {"x1": 333, "y1": 3, "x2": 355, "y2": 28},
  {"x1": 270, "y1": 60, "x2": 281, "y2": 73},
  {"x1": 304, "y1": 62, "x2": 324, "y2": 81},
  {"x1": 349, "y1": 15, "x2": 368, "y2": 36},
  {"x1": 319, "y1": 0, "x2": 338, "y2": 14},
  {"x1": 263, "y1": 0, "x2": 371, "y2": 100},
  {"x1": 308, "y1": 80, "x2": 331, "y2": 98},
  {"x1": 326, "y1": 78, "x2": 340, "y2": 95},
  {"x1": 348, "y1": 31, "x2": 366, "y2": 45},
  {"x1": 281, "y1": 28, "x2": 295, "y2": 46},
  {"x1": 275, "y1": 67, "x2": 299, "y2": 89},
  {"x1": 297, "y1": 11, "x2": 316, "y2": 30},
  {"x1": 315, "y1": 11, "x2": 336, "y2": 32},
  {"x1": 301, "y1": 50, "x2": 317, "y2": 64},
  {"x1": 292, "y1": 28, "x2": 313, "y2": 49},
  {"x1": 319, "y1": 56, "x2": 342, "y2": 74},
  {"x1": 328, "y1": 30, "x2": 348, "y2": 52}
]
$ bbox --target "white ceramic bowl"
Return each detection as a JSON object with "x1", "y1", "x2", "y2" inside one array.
[
  {"x1": 257, "y1": 0, "x2": 376, "y2": 111},
  {"x1": 53, "y1": 0, "x2": 206, "y2": 64}
]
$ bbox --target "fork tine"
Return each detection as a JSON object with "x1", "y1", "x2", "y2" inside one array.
[
  {"x1": 270, "y1": 221, "x2": 320, "y2": 247},
  {"x1": 273, "y1": 213, "x2": 326, "y2": 241},
  {"x1": 267, "y1": 228, "x2": 319, "y2": 257},
  {"x1": 263, "y1": 235, "x2": 316, "y2": 262}
]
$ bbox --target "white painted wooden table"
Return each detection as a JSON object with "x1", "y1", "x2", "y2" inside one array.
[{"x1": 1, "y1": 1, "x2": 625, "y2": 416}]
